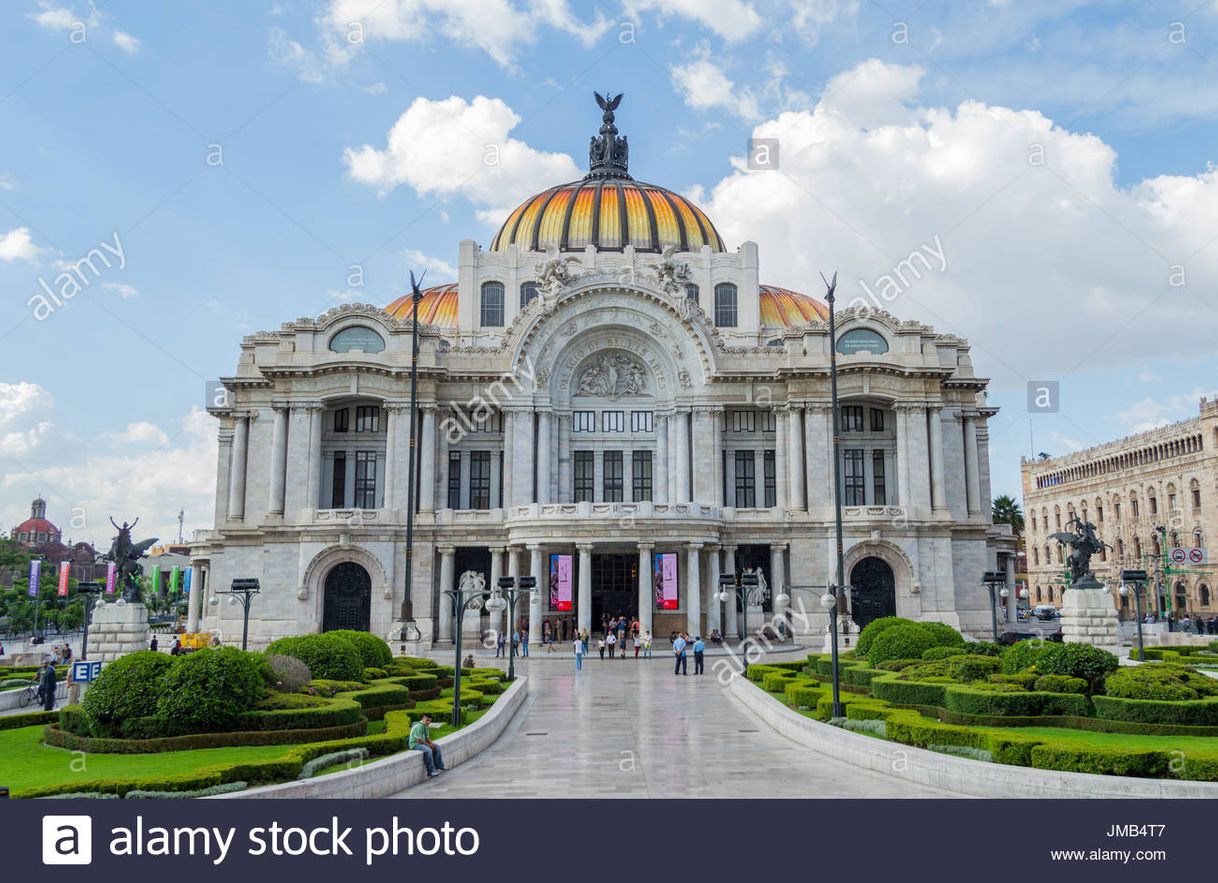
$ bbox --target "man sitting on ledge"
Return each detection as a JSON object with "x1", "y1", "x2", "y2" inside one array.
[{"x1": 409, "y1": 713, "x2": 447, "y2": 778}]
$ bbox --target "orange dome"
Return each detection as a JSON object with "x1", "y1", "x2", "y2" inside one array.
[
  {"x1": 385, "y1": 282, "x2": 458, "y2": 327},
  {"x1": 759, "y1": 284, "x2": 829, "y2": 327}
]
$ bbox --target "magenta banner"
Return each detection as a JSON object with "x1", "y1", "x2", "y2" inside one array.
[
  {"x1": 549, "y1": 554, "x2": 572, "y2": 611},
  {"x1": 28, "y1": 559, "x2": 41, "y2": 597},
  {"x1": 654, "y1": 552, "x2": 678, "y2": 610},
  {"x1": 57, "y1": 561, "x2": 70, "y2": 597},
  {"x1": 105, "y1": 561, "x2": 117, "y2": 595}
]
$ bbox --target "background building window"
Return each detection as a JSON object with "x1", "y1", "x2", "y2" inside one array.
[
  {"x1": 447, "y1": 451, "x2": 461, "y2": 509},
  {"x1": 734, "y1": 450, "x2": 756, "y2": 507},
  {"x1": 840, "y1": 406, "x2": 863, "y2": 432},
  {"x1": 469, "y1": 452, "x2": 491, "y2": 509},
  {"x1": 603, "y1": 451, "x2": 624, "y2": 501},
  {"x1": 334, "y1": 408, "x2": 349, "y2": 433},
  {"x1": 713, "y1": 283, "x2": 737, "y2": 327},
  {"x1": 630, "y1": 411, "x2": 653, "y2": 433},
  {"x1": 869, "y1": 408, "x2": 885, "y2": 431},
  {"x1": 632, "y1": 450, "x2": 652, "y2": 501},
  {"x1": 763, "y1": 450, "x2": 776, "y2": 508},
  {"x1": 519, "y1": 281, "x2": 539, "y2": 308},
  {"x1": 843, "y1": 450, "x2": 865, "y2": 505},
  {"x1": 602, "y1": 411, "x2": 624, "y2": 432},
  {"x1": 731, "y1": 410, "x2": 757, "y2": 432},
  {"x1": 573, "y1": 411, "x2": 596, "y2": 432},
  {"x1": 685, "y1": 283, "x2": 699, "y2": 305},
  {"x1": 574, "y1": 451, "x2": 595, "y2": 502},
  {"x1": 872, "y1": 450, "x2": 886, "y2": 505},
  {"x1": 480, "y1": 281, "x2": 505, "y2": 327},
  {"x1": 331, "y1": 452, "x2": 346, "y2": 507},
  {"x1": 355, "y1": 405, "x2": 380, "y2": 433},
  {"x1": 354, "y1": 451, "x2": 378, "y2": 509}
]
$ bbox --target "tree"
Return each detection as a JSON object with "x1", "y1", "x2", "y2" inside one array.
[{"x1": 992, "y1": 494, "x2": 1024, "y2": 534}]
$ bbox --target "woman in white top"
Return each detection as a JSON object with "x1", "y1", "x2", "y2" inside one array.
[
  {"x1": 597, "y1": 636, "x2": 606, "y2": 659},
  {"x1": 606, "y1": 630, "x2": 618, "y2": 658},
  {"x1": 643, "y1": 631, "x2": 653, "y2": 659}
]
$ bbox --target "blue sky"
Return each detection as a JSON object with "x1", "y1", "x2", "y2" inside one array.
[{"x1": 3, "y1": 0, "x2": 1218, "y2": 544}]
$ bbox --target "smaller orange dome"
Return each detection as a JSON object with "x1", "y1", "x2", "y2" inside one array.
[
  {"x1": 759, "y1": 284, "x2": 829, "y2": 327},
  {"x1": 385, "y1": 283, "x2": 458, "y2": 327}
]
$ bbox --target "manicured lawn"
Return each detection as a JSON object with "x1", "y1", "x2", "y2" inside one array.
[
  {"x1": 978, "y1": 725, "x2": 1218, "y2": 755},
  {"x1": 0, "y1": 725, "x2": 304, "y2": 795}
]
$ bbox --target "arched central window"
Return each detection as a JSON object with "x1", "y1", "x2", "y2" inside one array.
[
  {"x1": 480, "y1": 281, "x2": 505, "y2": 327},
  {"x1": 714, "y1": 283, "x2": 737, "y2": 327},
  {"x1": 329, "y1": 325, "x2": 385, "y2": 353}
]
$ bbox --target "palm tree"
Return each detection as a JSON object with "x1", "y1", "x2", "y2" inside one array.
[{"x1": 992, "y1": 495, "x2": 1024, "y2": 534}]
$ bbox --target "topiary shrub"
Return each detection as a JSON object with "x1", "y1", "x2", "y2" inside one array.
[
  {"x1": 327, "y1": 630, "x2": 393, "y2": 668},
  {"x1": 1104, "y1": 664, "x2": 1218, "y2": 701},
  {"x1": 917, "y1": 621, "x2": 964, "y2": 648},
  {"x1": 265, "y1": 634, "x2": 364, "y2": 682},
  {"x1": 999, "y1": 639, "x2": 1050, "y2": 674},
  {"x1": 921, "y1": 646, "x2": 964, "y2": 661},
  {"x1": 1035, "y1": 643, "x2": 1119, "y2": 685},
  {"x1": 266, "y1": 654, "x2": 311, "y2": 693},
  {"x1": 364, "y1": 667, "x2": 388, "y2": 681},
  {"x1": 82, "y1": 651, "x2": 175, "y2": 735},
  {"x1": 155, "y1": 647, "x2": 271, "y2": 732},
  {"x1": 946, "y1": 654, "x2": 1001, "y2": 682},
  {"x1": 856, "y1": 617, "x2": 916, "y2": 657},
  {"x1": 967, "y1": 641, "x2": 1003, "y2": 657},
  {"x1": 868, "y1": 624, "x2": 939, "y2": 667},
  {"x1": 309, "y1": 679, "x2": 367, "y2": 697},
  {"x1": 1033, "y1": 674, "x2": 1089, "y2": 694}
]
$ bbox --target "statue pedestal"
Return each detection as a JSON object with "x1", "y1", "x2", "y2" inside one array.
[
  {"x1": 1061, "y1": 582, "x2": 1120, "y2": 654},
  {"x1": 86, "y1": 600, "x2": 151, "y2": 661}
]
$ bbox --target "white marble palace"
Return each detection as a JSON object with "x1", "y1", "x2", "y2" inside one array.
[{"x1": 189, "y1": 98, "x2": 1015, "y2": 647}]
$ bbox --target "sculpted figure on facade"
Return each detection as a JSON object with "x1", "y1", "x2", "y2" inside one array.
[
  {"x1": 653, "y1": 244, "x2": 692, "y2": 298},
  {"x1": 575, "y1": 351, "x2": 647, "y2": 400},
  {"x1": 536, "y1": 245, "x2": 583, "y2": 306}
]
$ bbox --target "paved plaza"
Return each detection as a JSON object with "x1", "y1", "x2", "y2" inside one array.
[{"x1": 394, "y1": 652, "x2": 958, "y2": 798}]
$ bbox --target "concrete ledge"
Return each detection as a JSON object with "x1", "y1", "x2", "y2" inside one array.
[
  {"x1": 211, "y1": 676, "x2": 527, "y2": 799},
  {"x1": 0, "y1": 682, "x2": 66, "y2": 712},
  {"x1": 728, "y1": 675, "x2": 1218, "y2": 799}
]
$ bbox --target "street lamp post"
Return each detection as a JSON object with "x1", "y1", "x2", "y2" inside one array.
[
  {"x1": 1120, "y1": 569, "x2": 1149, "y2": 661},
  {"x1": 75, "y1": 581, "x2": 102, "y2": 660},
  {"x1": 211, "y1": 578, "x2": 260, "y2": 650},
  {"x1": 715, "y1": 570, "x2": 759, "y2": 671},
  {"x1": 402, "y1": 270, "x2": 426, "y2": 631},
  {"x1": 822, "y1": 271, "x2": 849, "y2": 628},
  {"x1": 443, "y1": 582, "x2": 487, "y2": 727},
  {"x1": 820, "y1": 588, "x2": 843, "y2": 718},
  {"x1": 486, "y1": 576, "x2": 534, "y2": 682},
  {"x1": 982, "y1": 571, "x2": 1008, "y2": 643}
]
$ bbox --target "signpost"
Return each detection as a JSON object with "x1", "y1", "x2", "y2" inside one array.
[{"x1": 71, "y1": 661, "x2": 102, "y2": 683}]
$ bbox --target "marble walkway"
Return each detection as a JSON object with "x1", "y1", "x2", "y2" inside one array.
[{"x1": 392, "y1": 652, "x2": 959, "y2": 798}]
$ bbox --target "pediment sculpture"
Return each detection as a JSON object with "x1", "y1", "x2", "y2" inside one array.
[{"x1": 575, "y1": 352, "x2": 648, "y2": 400}]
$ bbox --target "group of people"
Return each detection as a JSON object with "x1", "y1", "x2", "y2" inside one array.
[
  {"x1": 494, "y1": 628, "x2": 530, "y2": 658},
  {"x1": 593, "y1": 629, "x2": 653, "y2": 660},
  {"x1": 670, "y1": 633, "x2": 707, "y2": 676},
  {"x1": 1139, "y1": 612, "x2": 1218, "y2": 634}
]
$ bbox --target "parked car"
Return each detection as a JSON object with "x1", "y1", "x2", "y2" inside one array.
[
  {"x1": 998, "y1": 629, "x2": 1063, "y2": 646},
  {"x1": 1033, "y1": 604, "x2": 1061, "y2": 621}
]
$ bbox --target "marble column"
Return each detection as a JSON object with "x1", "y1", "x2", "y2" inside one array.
[
  {"x1": 187, "y1": 562, "x2": 205, "y2": 632},
  {"x1": 577, "y1": 543, "x2": 594, "y2": 635},
  {"x1": 706, "y1": 545, "x2": 722, "y2": 636},
  {"x1": 963, "y1": 413, "x2": 982, "y2": 514},
  {"x1": 692, "y1": 408, "x2": 713, "y2": 504},
  {"x1": 528, "y1": 545, "x2": 543, "y2": 644},
  {"x1": 227, "y1": 413, "x2": 250, "y2": 521},
  {"x1": 501, "y1": 409, "x2": 515, "y2": 509},
  {"x1": 771, "y1": 543, "x2": 788, "y2": 632},
  {"x1": 907, "y1": 404, "x2": 932, "y2": 513},
  {"x1": 711, "y1": 408, "x2": 724, "y2": 507},
  {"x1": 268, "y1": 404, "x2": 288, "y2": 515},
  {"x1": 774, "y1": 408, "x2": 788, "y2": 510},
  {"x1": 675, "y1": 409, "x2": 691, "y2": 502},
  {"x1": 419, "y1": 405, "x2": 436, "y2": 512},
  {"x1": 508, "y1": 547, "x2": 522, "y2": 634},
  {"x1": 285, "y1": 403, "x2": 314, "y2": 516},
  {"x1": 638, "y1": 542, "x2": 654, "y2": 638},
  {"x1": 1005, "y1": 552, "x2": 1018, "y2": 625},
  {"x1": 896, "y1": 406, "x2": 912, "y2": 509},
  {"x1": 536, "y1": 409, "x2": 552, "y2": 504},
  {"x1": 557, "y1": 412, "x2": 572, "y2": 503},
  {"x1": 928, "y1": 404, "x2": 948, "y2": 515},
  {"x1": 686, "y1": 541, "x2": 702, "y2": 635},
  {"x1": 511, "y1": 409, "x2": 534, "y2": 507},
  {"x1": 787, "y1": 405, "x2": 806, "y2": 510},
  {"x1": 805, "y1": 404, "x2": 831, "y2": 512},
  {"x1": 489, "y1": 546, "x2": 505, "y2": 636},
  {"x1": 437, "y1": 545, "x2": 455, "y2": 643},
  {"x1": 383, "y1": 405, "x2": 401, "y2": 511},
  {"x1": 723, "y1": 545, "x2": 739, "y2": 638},
  {"x1": 655, "y1": 412, "x2": 670, "y2": 504}
]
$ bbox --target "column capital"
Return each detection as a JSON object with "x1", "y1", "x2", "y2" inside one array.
[
  {"x1": 803, "y1": 402, "x2": 832, "y2": 414},
  {"x1": 526, "y1": 543, "x2": 543, "y2": 553},
  {"x1": 576, "y1": 542, "x2": 595, "y2": 553},
  {"x1": 770, "y1": 542, "x2": 789, "y2": 551},
  {"x1": 383, "y1": 401, "x2": 411, "y2": 413},
  {"x1": 704, "y1": 542, "x2": 722, "y2": 552},
  {"x1": 637, "y1": 541, "x2": 655, "y2": 551},
  {"x1": 289, "y1": 400, "x2": 324, "y2": 412},
  {"x1": 721, "y1": 543, "x2": 738, "y2": 552},
  {"x1": 437, "y1": 544, "x2": 456, "y2": 555},
  {"x1": 270, "y1": 399, "x2": 292, "y2": 411},
  {"x1": 687, "y1": 541, "x2": 704, "y2": 551},
  {"x1": 489, "y1": 545, "x2": 507, "y2": 554},
  {"x1": 894, "y1": 401, "x2": 928, "y2": 412}
]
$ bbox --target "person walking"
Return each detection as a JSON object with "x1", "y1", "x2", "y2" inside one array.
[
  {"x1": 606, "y1": 630, "x2": 617, "y2": 658},
  {"x1": 149, "y1": 635, "x2": 158, "y2": 653},
  {"x1": 496, "y1": 630, "x2": 506, "y2": 658},
  {"x1": 633, "y1": 632, "x2": 642, "y2": 658},
  {"x1": 521, "y1": 630, "x2": 529, "y2": 657},
  {"x1": 408, "y1": 713, "x2": 447, "y2": 778},
  {"x1": 597, "y1": 636, "x2": 606, "y2": 660},
  {"x1": 643, "y1": 631, "x2": 653, "y2": 658},
  {"x1": 693, "y1": 635, "x2": 706, "y2": 674},
  {"x1": 40, "y1": 659, "x2": 58, "y2": 711},
  {"x1": 581, "y1": 629, "x2": 589, "y2": 655},
  {"x1": 672, "y1": 633, "x2": 688, "y2": 676},
  {"x1": 574, "y1": 634, "x2": 584, "y2": 670}
]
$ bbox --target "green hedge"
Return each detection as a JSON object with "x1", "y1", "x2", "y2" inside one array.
[
  {"x1": 265, "y1": 634, "x2": 364, "y2": 682},
  {"x1": 784, "y1": 682, "x2": 823, "y2": 709},
  {"x1": 1030, "y1": 744, "x2": 1171, "y2": 778},
  {"x1": 43, "y1": 718, "x2": 367, "y2": 754},
  {"x1": 344, "y1": 683, "x2": 412, "y2": 709},
  {"x1": 870, "y1": 676, "x2": 948, "y2": 707},
  {"x1": 1104, "y1": 664, "x2": 1218, "y2": 701},
  {"x1": 155, "y1": 647, "x2": 271, "y2": 732},
  {"x1": 326, "y1": 630, "x2": 393, "y2": 668},
  {"x1": 762, "y1": 671, "x2": 798, "y2": 692},
  {"x1": 1034, "y1": 674, "x2": 1089, "y2": 695},
  {"x1": 0, "y1": 710, "x2": 57, "y2": 731},
  {"x1": 942, "y1": 686, "x2": 1092, "y2": 718},
  {"x1": 387, "y1": 673, "x2": 439, "y2": 691},
  {"x1": 1092, "y1": 695, "x2": 1218, "y2": 727},
  {"x1": 81, "y1": 651, "x2": 175, "y2": 733}
]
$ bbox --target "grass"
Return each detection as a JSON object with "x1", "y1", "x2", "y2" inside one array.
[
  {"x1": 0, "y1": 725, "x2": 306, "y2": 795},
  {"x1": 977, "y1": 725, "x2": 1218, "y2": 756}
]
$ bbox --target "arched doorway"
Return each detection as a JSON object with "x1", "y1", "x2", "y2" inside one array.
[
  {"x1": 323, "y1": 562, "x2": 372, "y2": 632},
  {"x1": 850, "y1": 557, "x2": 896, "y2": 629}
]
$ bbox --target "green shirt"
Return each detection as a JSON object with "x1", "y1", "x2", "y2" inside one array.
[{"x1": 408, "y1": 720, "x2": 429, "y2": 749}]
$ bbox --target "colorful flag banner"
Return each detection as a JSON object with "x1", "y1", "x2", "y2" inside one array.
[
  {"x1": 105, "y1": 562, "x2": 117, "y2": 595},
  {"x1": 57, "y1": 561, "x2": 70, "y2": 597},
  {"x1": 28, "y1": 559, "x2": 41, "y2": 597},
  {"x1": 654, "y1": 552, "x2": 679, "y2": 610},
  {"x1": 169, "y1": 566, "x2": 180, "y2": 595},
  {"x1": 549, "y1": 554, "x2": 573, "y2": 611},
  {"x1": 150, "y1": 564, "x2": 161, "y2": 596},
  {"x1": 183, "y1": 568, "x2": 192, "y2": 596}
]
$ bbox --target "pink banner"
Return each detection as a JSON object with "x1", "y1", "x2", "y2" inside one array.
[
  {"x1": 550, "y1": 554, "x2": 572, "y2": 611},
  {"x1": 105, "y1": 562, "x2": 117, "y2": 595},
  {"x1": 57, "y1": 561, "x2": 70, "y2": 597},
  {"x1": 654, "y1": 552, "x2": 678, "y2": 610}
]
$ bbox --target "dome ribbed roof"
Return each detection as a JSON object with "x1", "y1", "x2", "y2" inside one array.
[
  {"x1": 385, "y1": 283, "x2": 458, "y2": 326},
  {"x1": 759, "y1": 285, "x2": 829, "y2": 326}
]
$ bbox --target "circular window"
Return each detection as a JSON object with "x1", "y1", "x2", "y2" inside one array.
[{"x1": 329, "y1": 326, "x2": 385, "y2": 354}]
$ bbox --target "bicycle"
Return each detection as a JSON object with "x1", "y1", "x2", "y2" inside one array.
[{"x1": 18, "y1": 681, "x2": 39, "y2": 708}]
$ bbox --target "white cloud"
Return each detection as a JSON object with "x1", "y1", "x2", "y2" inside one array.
[
  {"x1": 1117, "y1": 389, "x2": 1211, "y2": 434},
  {"x1": 624, "y1": 0, "x2": 762, "y2": 42},
  {"x1": 695, "y1": 58, "x2": 1218, "y2": 379},
  {"x1": 343, "y1": 95, "x2": 580, "y2": 223},
  {"x1": 104, "y1": 421, "x2": 169, "y2": 446},
  {"x1": 362, "y1": 82, "x2": 387, "y2": 95},
  {"x1": 0, "y1": 227, "x2": 43, "y2": 262},
  {"x1": 0, "y1": 173, "x2": 16, "y2": 191},
  {"x1": 403, "y1": 249, "x2": 457, "y2": 281},
  {"x1": 102, "y1": 282, "x2": 139, "y2": 299},
  {"x1": 112, "y1": 29, "x2": 139, "y2": 53},
  {"x1": 0, "y1": 383, "x2": 54, "y2": 459},
  {"x1": 670, "y1": 49, "x2": 761, "y2": 121},
  {"x1": 784, "y1": 0, "x2": 858, "y2": 46},
  {"x1": 28, "y1": 1, "x2": 99, "y2": 33}
]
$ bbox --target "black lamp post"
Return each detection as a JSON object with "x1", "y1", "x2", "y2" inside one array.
[
  {"x1": 212, "y1": 578, "x2": 260, "y2": 650},
  {"x1": 715, "y1": 571, "x2": 758, "y2": 672},
  {"x1": 822, "y1": 271, "x2": 849, "y2": 629},
  {"x1": 487, "y1": 575, "x2": 534, "y2": 682},
  {"x1": 819, "y1": 586, "x2": 844, "y2": 717},
  {"x1": 443, "y1": 582, "x2": 487, "y2": 727},
  {"x1": 75, "y1": 581, "x2": 102, "y2": 660},
  {"x1": 403, "y1": 270, "x2": 426, "y2": 635},
  {"x1": 982, "y1": 570, "x2": 1008, "y2": 643},
  {"x1": 1120, "y1": 569, "x2": 1149, "y2": 660}
]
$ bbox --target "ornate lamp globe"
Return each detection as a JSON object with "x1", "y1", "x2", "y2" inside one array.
[
  {"x1": 485, "y1": 595, "x2": 507, "y2": 613},
  {"x1": 1119, "y1": 584, "x2": 1130, "y2": 597},
  {"x1": 209, "y1": 594, "x2": 219, "y2": 606},
  {"x1": 999, "y1": 587, "x2": 1009, "y2": 599},
  {"x1": 775, "y1": 592, "x2": 790, "y2": 607},
  {"x1": 819, "y1": 592, "x2": 837, "y2": 611}
]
